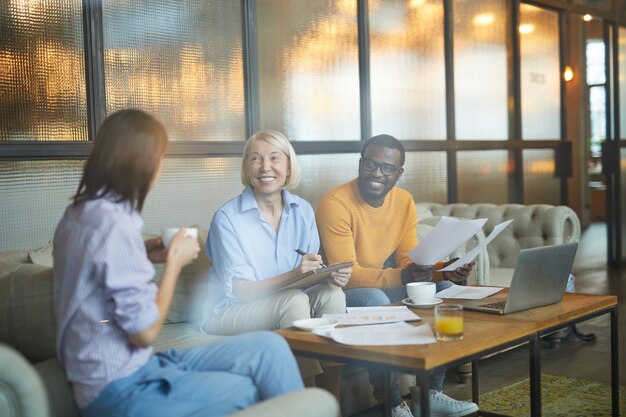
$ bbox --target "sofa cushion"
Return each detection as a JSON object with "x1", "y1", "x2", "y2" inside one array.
[
  {"x1": 0, "y1": 250, "x2": 30, "y2": 264},
  {"x1": 152, "y1": 251, "x2": 211, "y2": 324},
  {"x1": 28, "y1": 241, "x2": 54, "y2": 268},
  {"x1": 35, "y1": 358, "x2": 79, "y2": 417},
  {"x1": 0, "y1": 263, "x2": 57, "y2": 363}
]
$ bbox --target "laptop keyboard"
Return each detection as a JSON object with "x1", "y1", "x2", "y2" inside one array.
[{"x1": 478, "y1": 301, "x2": 507, "y2": 310}]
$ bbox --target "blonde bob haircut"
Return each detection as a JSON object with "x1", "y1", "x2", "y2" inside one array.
[{"x1": 241, "y1": 130, "x2": 301, "y2": 190}]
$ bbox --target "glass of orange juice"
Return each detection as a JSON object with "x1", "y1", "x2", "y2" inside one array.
[{"x1": 434, "y1": 304, "x2": 464, "y2": 341}]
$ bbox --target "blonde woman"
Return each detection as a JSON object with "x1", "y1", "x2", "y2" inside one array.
[{"x1": 202, "y1": 130, "x2": 350, "y2": 402}]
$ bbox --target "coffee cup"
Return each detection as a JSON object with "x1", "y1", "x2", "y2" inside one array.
[
  {"x1": 406, "y1": 282, "x2": 436, "y2": 304},
  {"x1": 161, "y1": 227, "x2": 198, "y2": 248}
]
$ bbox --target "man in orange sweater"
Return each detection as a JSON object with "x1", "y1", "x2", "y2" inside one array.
[{"x1": 316, "y1": 134, "x2": 477, "y2": 417}]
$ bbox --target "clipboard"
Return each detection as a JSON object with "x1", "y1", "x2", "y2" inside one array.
[{"x1": 270, "y1": 261, "x2": 353, "y2": 294}]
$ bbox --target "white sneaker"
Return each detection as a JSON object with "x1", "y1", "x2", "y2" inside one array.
[
  {"x1": 411, "y1": 388, "x2": 478, "y2": 417},
  {"x1": 391, "y1": 400, "x2": 415, "y2": 417}
]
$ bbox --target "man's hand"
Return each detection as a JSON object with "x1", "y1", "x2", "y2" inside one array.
[
  {"x1": 329, "y1": 267, "x2": 352, "y2": 287},
  {"x1": 441, "y1": 258, "x2": 475, "y2": 285},
  {"x1": 145, "y1": 237, "x2": 167, "y2": 263},
  {"x1": 401, "y1": 263, "x2": 434, "y2": 285}
]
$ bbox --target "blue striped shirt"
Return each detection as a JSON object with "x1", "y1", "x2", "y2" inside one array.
[
  {"x1": 205, "y1": 186, "x2": 320, "y2": 315},
  {"x1": 53, "y1": 197, "x2": 158, "y2": 408}
]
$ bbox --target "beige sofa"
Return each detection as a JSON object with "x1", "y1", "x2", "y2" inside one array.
[
  {"x1": 0, "y1": 245, "x2": 340, "y2": 417},
  {"x1": 0, "y1": 202, "x2": 580, "y2": 416},
  {"x1": 415, "y1": 203, "x2": 581, "y2": 287}
]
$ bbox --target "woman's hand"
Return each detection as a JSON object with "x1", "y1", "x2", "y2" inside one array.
[
  {"x1": 296, "y1": 253, "x2": 324, "y2": 275},
  {"x1": 329, "y1": 267, "x2": 351, "y2": 287},
  {"x1": 166, "y1": 228, "x2": 200, "y2": 268}
]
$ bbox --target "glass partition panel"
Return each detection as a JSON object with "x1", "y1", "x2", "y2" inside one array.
[
  {"x1": 0, "y1": 161, "x2": 84, "y2": 251},
  {"x1": 519, "y1": 4, "x2": 560, "y2": 140},
  {"x1": 257, "y1": 0, "x2": 360, "y2": 141},
  {"x1": 453, "y1": 0, "x2": 508, "y2": 140},
  {"x1": 0, "y1": 1, "x2": 87, "y2": 141},
  {"x1": 294, "y1": 153, "x2": 361, "y2": 209},
  {"x1": 523, "y1": 149, "x2": 559, "y2": 205},
  {"x1": 369, "y1": 0, "x2": 446, "y2": 140},
  {"x1": 144, "y1": 157, "x2": 243, "y2": 233},
  {"x1": 102, "y1": 1, "x2": 245, "y2": 141},
  {"x1": 400, "y1": 152, "x2": 448, "y2": 203},
  {"x1": 457, "y1": 151, "x2": 508, "y2": 203}
]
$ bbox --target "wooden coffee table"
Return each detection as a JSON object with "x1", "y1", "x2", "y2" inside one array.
[{"x1": 276, "y1": 291, "x2": 618, "y2": 417}]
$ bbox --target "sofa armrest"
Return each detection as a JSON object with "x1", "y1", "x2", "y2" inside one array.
[
  {"x1": 0, "y1": 343, "x2": 50, "y2": 417},
  {"x1": 229, "y1": 388, "x2": 338, "y2": 417}
]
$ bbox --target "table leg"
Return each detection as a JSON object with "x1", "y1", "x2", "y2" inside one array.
[
  {"x1": 529, "y1": 333, "x2": 541, "y2": 417},
  {"x1": 471, "y1": 360, "x2": 480, "y2": 406},
  {"x1": 611, "y1": 309, "x2": 619, "y2": 417},
  {"x1": 383, "y1": 371, "x2": 392, "y2": 417},
  {"x1": 416, "y1": 371, "x2": 430, "y2": 417}
]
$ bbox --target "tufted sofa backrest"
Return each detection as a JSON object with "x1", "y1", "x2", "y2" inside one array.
[{"x1": 415, "y1": 203, "x2": 581, "y2": 268}]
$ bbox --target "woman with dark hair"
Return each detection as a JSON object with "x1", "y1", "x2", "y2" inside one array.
[{"x1": 53, "y1": 110, "x2": 304, "y2": 417}]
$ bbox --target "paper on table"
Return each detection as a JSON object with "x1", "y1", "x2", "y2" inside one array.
[
  {"x1": 436, "y1": 283, "x2": 504, "y2": 299},
  {"x1": 323, "y1": 306, "x2": 421, "y2": 325},
  {"x1": 408, "y1": 217, "x2": 487, "y2": 265},
  {"x1": 314, "y1": 321, "x2": 437, "y2": 346},
  {"x1": 439, "y1": 219, "x2": 513, "y2": 271}
]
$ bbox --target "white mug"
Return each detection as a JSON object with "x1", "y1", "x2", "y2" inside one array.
[
  {"x1": 406, "y1": 282, "x2": 436, "y2": 304},
  {"x1": 161, "y1": 227, "x2": 198, "y2": 248}
]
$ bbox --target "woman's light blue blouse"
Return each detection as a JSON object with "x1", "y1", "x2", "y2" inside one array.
[{"x1": 205, "y1": 186, "x2": 320, "y2": 315}]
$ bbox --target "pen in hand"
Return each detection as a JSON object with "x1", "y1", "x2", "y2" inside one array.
[{"x1": 294, "y1": 249, "x2": 327, "y2": 268}]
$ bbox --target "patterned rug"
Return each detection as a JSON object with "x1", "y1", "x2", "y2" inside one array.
[{"x1": 479, "y1": 374, "x2": 626, "y2": 417}]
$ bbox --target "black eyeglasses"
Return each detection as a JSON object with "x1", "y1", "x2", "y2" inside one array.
[{"x1": 360, "y1": 158, "x2": 402, "y2": 176}]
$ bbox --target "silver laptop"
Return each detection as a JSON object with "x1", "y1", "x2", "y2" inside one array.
[{"x1": 463, "y1": 243, "x2": 578, "y2": 315}]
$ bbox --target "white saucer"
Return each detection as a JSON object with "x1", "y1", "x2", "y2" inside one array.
[
  {"x1": 293, "y1": 318, "x2": 339, "y2": 332},
  {"x1": 402, "y1": 297, "x2": 443, "y2": 308}
]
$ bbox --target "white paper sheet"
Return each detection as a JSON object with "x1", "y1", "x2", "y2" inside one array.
[
  {"x1": 314, "y1": 321, "x2": 437, "y2": 346},
  {"x1": 408, "y1": 217, "x2": 487, "y2": 265},
  {"x1": 436, "y1": 284, "x2": 504, "y2": 299},
  {"x1": 323, "y1": 306, "x2": 421, "y2": 325},
  {"x1": 438, "y1": 219, "x2": 513, "y2": 271}
]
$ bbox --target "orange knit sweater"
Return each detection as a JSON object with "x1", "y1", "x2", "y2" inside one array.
[{"x1": 316, "y1": 179, "x2": 420, "y2": 290}]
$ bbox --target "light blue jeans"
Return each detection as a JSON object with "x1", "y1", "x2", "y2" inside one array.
[
  {"x1": 81, "y1": 332, "x2": 304, "y2": 417},
  {"x1": 344, "y1": 281, "x2": 453, "y2": 407}
]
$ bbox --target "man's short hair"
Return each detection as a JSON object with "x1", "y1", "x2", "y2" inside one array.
[{"x1": 361, "y1": 134, "x2": 406, "y2": 166}]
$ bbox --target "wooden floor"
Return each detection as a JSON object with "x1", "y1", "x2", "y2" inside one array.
[{"x1": 445, "y1": 222, "x2": 625, "y2": 401}]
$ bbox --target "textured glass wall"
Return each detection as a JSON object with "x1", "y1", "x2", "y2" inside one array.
[
  {"x1": 519, "y1": 4, "x2": 560, "y2": 140},
  {"x1": 294, "y1": 153, "x2": 361, "y2": 209},
  {"x1": 0, "y1": 161, "x2": 84, "y2": 251},
  {"x1": 257, "y1": 0, "x2": 360, "y2": 141},
  {"x1": 102, "y1": 1, "x2": 245, "y2": 141},
  {"x1": 523, "y1": 149, "x2": 559, "y2": 205},
  {"x1": 400, "y1": 152, "x2": 448, "y2": 203},
  {"x1": 0, "y1": 1, "x2": 87, "y2": 141},
  {"x1": 369, "y1": 0, "x2": 445, "y2": 140},
  {"x1": 457, "y1": 151, "x2": 508, "y2": 203},
  {"x1": 453, "y1": 0, "x2": 508, "y2": 140},
  {"x1": 0, "y1": 151, "x2": 448, "y2": 251},
  {"x1": 144, "y1": 158, "x2": 243, "y2": 233}
]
